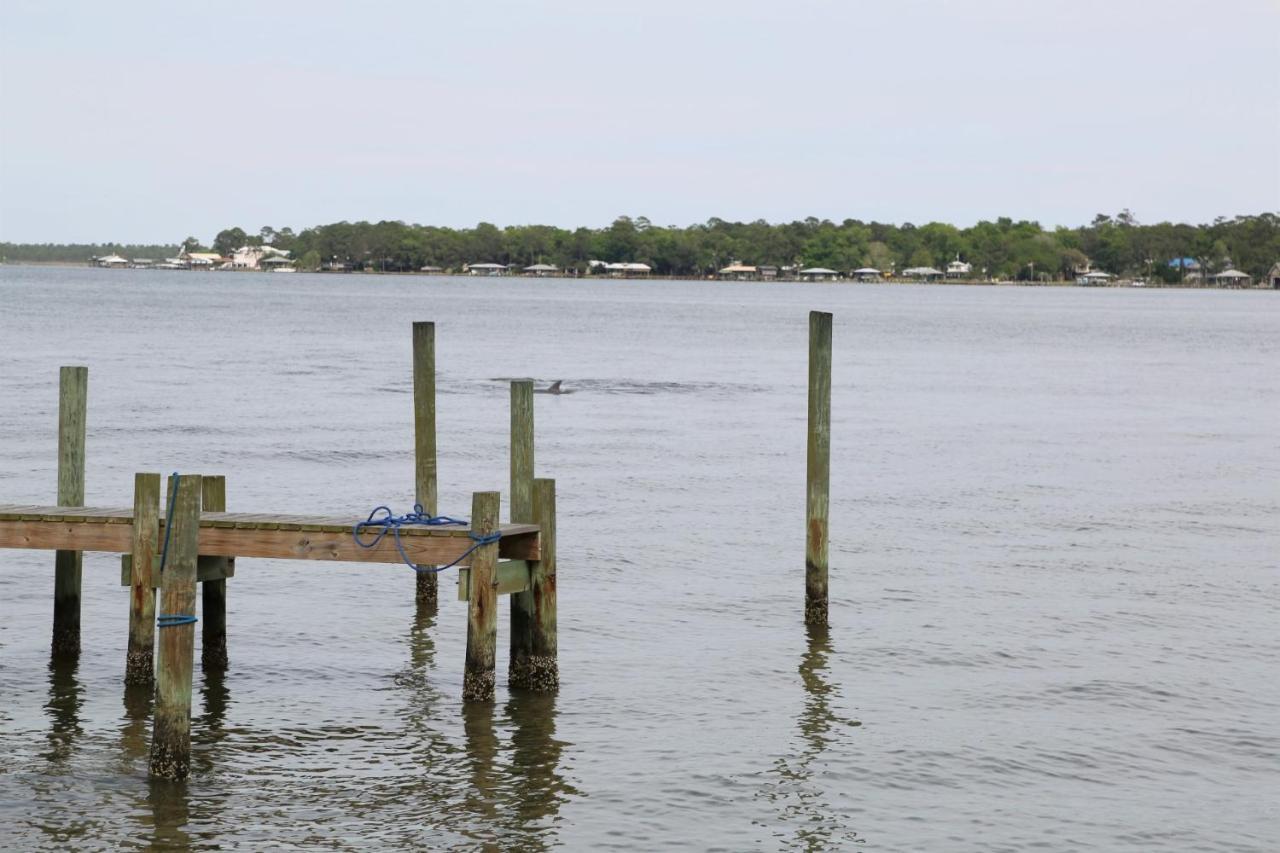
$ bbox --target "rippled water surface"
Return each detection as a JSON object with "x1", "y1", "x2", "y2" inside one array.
[{"x1": 1, "y1": 266, "x2": 1277, "y2": 851}]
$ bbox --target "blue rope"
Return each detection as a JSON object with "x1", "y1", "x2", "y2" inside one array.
[
  {"x1": 352, "y1": 504, "x2": 500, "y2": 573},
  {"x1": 156, "y1": 473, "x2": 198, "y2": 629}
]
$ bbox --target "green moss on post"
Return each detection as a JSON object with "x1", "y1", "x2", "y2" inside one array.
[
  {"x1": 150, "y1": 473, "x2": 201, "y2": 780},
  {"x1": 125, "y1": 472, "x2": 161, "y2": 684},
  {"x1": 52, "y1": 365, "x2": 87, "y2": 658},
  {"x1": 413, "y1": 321, "x2": 439, "y2": 607},
  {"x1": 806, "y1": 312, "x2": 832, "y2": 627},
  {"x1": 463, "y1": 491, "x2": 500, "y2": 703},
  {"x1": 508, "y1": 380, "x2": 536, "y2": 684},
  {"x1": 201, "y1": 476, "x2": 228, "y2": 671}
]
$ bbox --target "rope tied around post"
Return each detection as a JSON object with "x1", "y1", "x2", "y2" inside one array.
[
  {"x1": 352, "y1": 504, "x2": 500, "y2": 573},
  {"x1": 155, "y1": 472, "x2": 198, "y2": 629}
]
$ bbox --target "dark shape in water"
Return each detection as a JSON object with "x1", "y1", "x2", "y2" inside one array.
[{"x1": 535, "y1": 380, "x2": 574, "y2": 395}]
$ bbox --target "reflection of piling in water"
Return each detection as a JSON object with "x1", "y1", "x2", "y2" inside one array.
[
  {"x1": 507, "y1": 692, "x2": 575, "y2": 832},
  {"x1": 43, "y1": 655, "x2": 82, "y2": 764},
  {"x1": 120, "y1": 683, "x2": 154, "y2": 762}
]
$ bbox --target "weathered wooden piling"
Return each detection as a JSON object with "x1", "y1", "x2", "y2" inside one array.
[
  {"x1": 201, "y1": 476, "x2": 228, "y2": 670},
  {"x1": 508, "y1": 379, "x2": 535, "y2": 683},
  {"x1": 52, "y1": 365, "x2": 87, "y2": 658},
  {"x1": 124, "y1": 472, "x2": 160, "y2": 684},
  {"x1": 413, "y1": 321, "x2": 439, "y2": 607},
  {"x1": 517, "y1": 478, "x2": 559, "y2": 692},
  {"x1": 463, "y1": 491, "x2": 500, "y2": 703},
  {"x1": 806, "y1": 311, "x2": 832, "y2": 627},
  {"x1": 150, "y1": 473, "x2": 201, "y2": 780}
]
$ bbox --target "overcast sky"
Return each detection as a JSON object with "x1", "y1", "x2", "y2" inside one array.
[{"x1": 1, "y1": 0, "x2": 1277, "y2": 243}]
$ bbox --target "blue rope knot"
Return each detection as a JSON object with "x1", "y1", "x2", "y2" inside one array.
[
  {"x1": 157, "y1": 613, "x2": 198, "y2": 627},
  {"x1": 352, "y1": 504, "x2": 500, "y2": 573}
]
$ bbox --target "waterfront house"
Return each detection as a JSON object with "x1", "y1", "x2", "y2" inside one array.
[
  {"x1": 945, "y1": 257, "x2": 972, "y2": 279},
  {"x1": 901, "y1": 266, "x2": 944, "y2": 281},
  {"x1": 181, "y1": 251, "x2": 223, "y2": 269},
  {"x1": 467, "y1": 262, "x2": 509, "y2": 276},
  {"x1": 524, "y1": 263, "x2": 560, "y2": 277},
  {"x1": 852, "y1": 267, "x2": 881, "y2": 282},
  {"x1": 603, "y1": 262, "x2": 652, "y2": 278},
  {"x1": 1212, "y1": 268, "x2": 1252, "y2": 288},
  {"x1": 798, "y1": 267, "x2": 841, "y2": 281},
  {"x1": 1076, "y1": 270, "x2": 1113, "y2": 285},
  {"x1": 91, "y1": 254, "x2": 128, "y2": 268},
  {"x1": 231, "y1": 245, "x2": 290, "y2": 269},
  {"x1": 718, "y1": 264, "x2": 759, "y2": 281},
  {"x1": 1268, "y1": 262, "x2": 1280, "y2": 289},
  {"x1": 758, "y1": 264, "x2": 779, "y2": 280}
]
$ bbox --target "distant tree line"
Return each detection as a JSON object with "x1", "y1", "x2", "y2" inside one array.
[
  {"x1": 1, "y1": 242, "x2": 179, "y2": 264},
  {"x1": 7, "y1": 212, "x2": 1278, "y2": 281}
]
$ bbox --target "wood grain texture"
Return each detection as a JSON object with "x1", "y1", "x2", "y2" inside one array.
[
  {"x1": 413, "y1": 321, "x2": 439, "y2": 607},
  {"x1": 52, "y1": 366, "x2": 87, "y2": 658},
  {"x1": 509, "y1": 380, "x2": 536, "y2": 675},
  {"x1": 463, "y1": 491, "x2": 500, "y2": 703},
  {"x1": 511, "y1": 477, "x2": 559, "y2": 692},
  {"x1": 124, "y1": 473, "x2": 160, "y2": 685},
  {"x1": 201, "y1": 476, "x2": 229, "y2": 671},
  {"x1": 150, "y1": 473, "x2": 201, "y2": 779},
  {"x1": 806, "y1": 311, "x2": 832, "y2": 628}
]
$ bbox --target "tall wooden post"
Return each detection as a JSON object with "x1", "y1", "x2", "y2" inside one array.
[
  {"x1": 806, "y1": 311, "x2": 832, "y2": 628},
  {"x1": 150, "y1": 473, "x2": 201, "y2": 779},
  {"x1": 508, "y1": 380, "x2": 536, "y2": 683},
  {"x1": 125, "y1": 472, "x2": 161, "y2": 684},
  {"x1": 201, "y1": 476, "x2": 228, "y2": 670},
  {"x1": 52, "y1": 365, "x2": 87, "y2": 658},
  {"x1": 516, "y1": 478, "x2": 559, "y2": 691},
  {"x1": 463, "y1": 491, "x2": 500, "y2": 703},
  {"x1": 413, "y1": 321, "x2": 439, "y2": 607}
]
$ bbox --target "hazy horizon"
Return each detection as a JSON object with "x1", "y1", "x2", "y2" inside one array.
[{"x1": 2, "y1": 0, "x2": 1278, "y2": 244}]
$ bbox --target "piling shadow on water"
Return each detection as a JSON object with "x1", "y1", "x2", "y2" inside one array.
[
  {"x1": 755, "y1": 624, "x2": 865, "y2": 849},
  {"x1": 43, "y1": 655, "x2": 82, "y2": 765}
]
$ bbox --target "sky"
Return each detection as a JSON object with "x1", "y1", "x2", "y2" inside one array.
[{"x1": 1, "y1": 0, "x2": 1277, "y2": 243}]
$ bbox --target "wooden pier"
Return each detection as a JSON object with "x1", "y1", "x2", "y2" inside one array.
[
  {"x1": 3, "y1": 313, "x2": 833, "y2": 782},
  {"x1": 1, "y1": 321, "x2": 559, "y2": 780}
]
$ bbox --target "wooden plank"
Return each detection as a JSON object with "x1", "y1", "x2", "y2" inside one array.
[
  {"x1": 413, "y1": 320, "x2": 439, "y2": 607},
  {"x1": 0, "y1": 516, "x2": 538, "y2": 563},
  {"x1": 52, "y1": 366, "x2": 87, "y2": 658},
  {"x1": 806, "y1": 311, "x2": 832, "y2": 628},
  {"x1": 463, "y1": 491, "x2": 500, "y2": 703},
  {"x1": 150, "y1": 473, "x2": 200, "y2": 779},
  {"x1": 457, "y1": 560, "x2": 531, "y2": 601},
  {"x1": 125, "y1": 473, "x2": 160, "y2": 685},
  {"x1": 201, "y1": 476, "x2": 229, "y2": 671},
  {"x1": 511, "y1": 478, "x2": 558, "y2": 692}
]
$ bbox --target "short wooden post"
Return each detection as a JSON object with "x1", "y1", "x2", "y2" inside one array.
[
  {"x1": 52, "y1": 365, "x2": 88, "y2": 658},
  {"x1": 201, "y1": 476, "x2": 228, "y2": 671},
  {"x1": 519, "y1": 478, "x2": 559, "y2": 691},
  {"x1": 150, "y1": 473, "x2": 201, "y2": 779},
  {"x1": 463, "y1": 491, "x2": 500, "y2": 703},
  {"x1": 508, "y1": 380, "x2": 536, "y2": 683},
  {"x1": 413, "y1": 321, "x2": 439, "y2": 607},
  {"x1": 806, "y1": 311, "x2": 832, "y2": 627},
  {"x1": 124, "y1": 472, "x2": 161, "y2": 684}
]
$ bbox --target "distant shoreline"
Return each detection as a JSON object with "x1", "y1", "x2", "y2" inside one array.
[{"x1": 2, "y1": 261, "x2": 1273, "y2": 290}]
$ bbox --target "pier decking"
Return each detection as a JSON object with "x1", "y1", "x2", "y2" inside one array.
[{"x1": 0, "y1": 504, "x2": 540, "y2": 564}]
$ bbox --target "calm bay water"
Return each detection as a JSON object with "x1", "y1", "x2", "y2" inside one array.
[{"x1": 0, "y1": 265, "x2": 1276, "y2": 851}]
